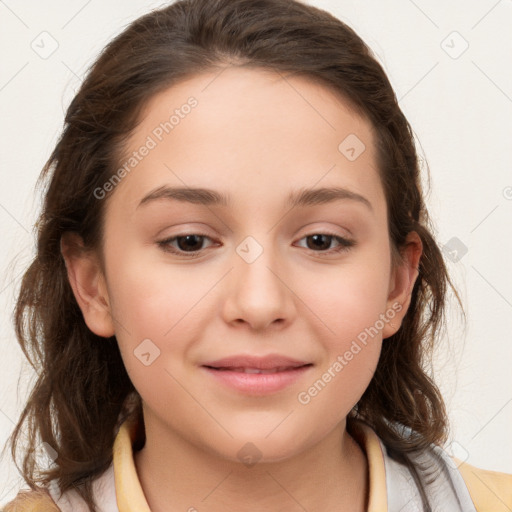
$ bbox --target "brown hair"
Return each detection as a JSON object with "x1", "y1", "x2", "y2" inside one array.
[{"x1": 4, "y1": 0, "x2": 463, "y2": 510}]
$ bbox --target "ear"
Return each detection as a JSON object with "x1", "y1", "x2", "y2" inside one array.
[
  {"x1": 382, "y1": 231, "x2": 423, "y2": 339},
  {"x1": 60, "y1": 232, "x2": 115, "y2": 338}
]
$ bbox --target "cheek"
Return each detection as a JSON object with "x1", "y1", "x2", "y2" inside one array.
[
  {"x1": 297, "y1": 251, "x2": 392, "y2": 337},
  {"x1": 107, "y1": 248, "x2": 208, "y2": 335},
  {"x1": 107, "y1": 265, "x2": 200, "y2": 421},
  {"x1": 291, "y1": 251, "x2": 390, "y2": 416},
  {"x1": 103, "y1": 251, "x2": 202, "y2": 383},
  {"x1": 294, "y1": 265, "x2": 387, "y2": 423},
  {"x1": 296, "y1": 338, "x2": 382, "y2": 437}
]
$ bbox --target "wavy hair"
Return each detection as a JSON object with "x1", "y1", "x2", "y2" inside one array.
[{"x1": 4, "y1": 0, "x2": 463, "y2": 510}]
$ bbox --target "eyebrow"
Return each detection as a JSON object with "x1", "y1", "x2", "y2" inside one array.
[{"x1": 137, "y1": 185, "x2": 373, "y2": 211}]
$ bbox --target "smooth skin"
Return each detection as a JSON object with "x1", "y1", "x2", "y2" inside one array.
[{"x1": 62, "y1": 66, "x2": 422, "y2": 512}]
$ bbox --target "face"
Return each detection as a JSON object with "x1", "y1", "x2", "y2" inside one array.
[{"x1": 68, "y1": 66, "x2": 417, "y2": 463}]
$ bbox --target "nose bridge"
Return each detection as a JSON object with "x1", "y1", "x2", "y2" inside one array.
[
  {"x1": 235, "y1": 233, "x2": 286, "y2": 299},
  {"x1": 223, "y1": 232, "x2": 294, "y2": 329}
]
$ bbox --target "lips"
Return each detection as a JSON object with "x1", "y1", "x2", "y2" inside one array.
[
  {"x1": 201, "y1": 354, "x2": 312, "y2": 371},
  {"x1": 200, "y1": 354, "x2": 313, "y2": 395},
  {"x1": 212, "y1": 366, "x2": 303, "y2": 374}
]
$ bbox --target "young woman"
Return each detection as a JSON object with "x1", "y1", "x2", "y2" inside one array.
[{"x1": 3, "y1": 0, "x2": 511, "y2": 510}]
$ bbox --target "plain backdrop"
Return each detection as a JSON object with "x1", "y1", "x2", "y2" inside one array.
[{"x1": 1, "y1": 0, "x2": 511, "y2": 506}]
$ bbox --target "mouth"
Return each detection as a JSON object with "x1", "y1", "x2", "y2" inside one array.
[
  {"x1": 203, "y1": 364, "x2": 313, "y2": 374},
  {"x1": 200, "y1": 356, "x2": 314, "y2": 395}
]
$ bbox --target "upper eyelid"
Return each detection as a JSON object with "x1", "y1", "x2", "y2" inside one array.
[
  {"x1": 159, "y1": 229, "x2": 352, "y2": 241},
  {"x1": 157, "y1": 221, "x2": 354, "y2": 239}
]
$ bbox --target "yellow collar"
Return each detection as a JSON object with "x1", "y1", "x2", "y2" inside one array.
[{"x1": 113, "y1": 416, "x2": 388, "y2": 512}]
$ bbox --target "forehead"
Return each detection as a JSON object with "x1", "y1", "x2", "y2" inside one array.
[{"x1": 108, "y1": 66, "x2": 385, "y2": 217}]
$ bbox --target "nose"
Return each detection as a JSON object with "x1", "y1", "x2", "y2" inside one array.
[{"x1": 221, "y1": 238, "x2": 296, "y2": 331}]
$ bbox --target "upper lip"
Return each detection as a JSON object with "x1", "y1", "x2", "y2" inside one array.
[{"x1": 201, "y1": 354, "x2": 312, "y2": 370}]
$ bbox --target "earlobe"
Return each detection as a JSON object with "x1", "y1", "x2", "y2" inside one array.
[
  {"x1": 382, "y1": 231, "x2": 423, "y2": 339},
  {"x1": 60, "y1": 232, "x2": 115, "y2": 338}
]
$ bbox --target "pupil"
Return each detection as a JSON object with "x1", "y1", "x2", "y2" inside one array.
[
  {"x1": 178, "y1": 235, "x2": 203, "y2": 252},
  {"x1": 309, "y1": 234, "x2": 331, "y2": 250}
]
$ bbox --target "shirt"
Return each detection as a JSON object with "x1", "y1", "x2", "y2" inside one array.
[{"x1": 5, "y1": 415, "x2": 512, "y2": 511}]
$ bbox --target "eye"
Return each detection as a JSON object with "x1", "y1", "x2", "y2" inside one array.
[
  {"x1": 295, "y1": 232, "x2": 355, "y2": 255},
  {"x1": 157, "y1": 231, "x2": 355, "y2": 258},
  {"x1": 158, "y1": 233, "x2": 216, "y2": 258}
]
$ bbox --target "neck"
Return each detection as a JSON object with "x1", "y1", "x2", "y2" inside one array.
[{"x1": 133, "y1": 413, "x2": 368, "y2": 512}]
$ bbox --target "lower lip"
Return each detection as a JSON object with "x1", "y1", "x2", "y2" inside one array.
[{"x1": 201, "y1": 365, "x2": 312, "y2": 395}]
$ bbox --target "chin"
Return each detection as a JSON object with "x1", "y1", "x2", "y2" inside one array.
[{"x1": 203, "y1": 427, "x2": 311, "y2": 467}]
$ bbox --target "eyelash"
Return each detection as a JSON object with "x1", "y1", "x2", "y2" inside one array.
[{"x1": 157, "y1": 231, "x2": 356, "y2": 259}]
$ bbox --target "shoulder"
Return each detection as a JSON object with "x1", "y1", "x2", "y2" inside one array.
[
  {"x1": 455, "y1": 458, "x2": 512, "y2": 512},
  {"x1": 2, "y1": 489, "x2": 60, "y2": 512},
  {"x1": 3, "y1": 463, "x2": 118, "y2": 512}
]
